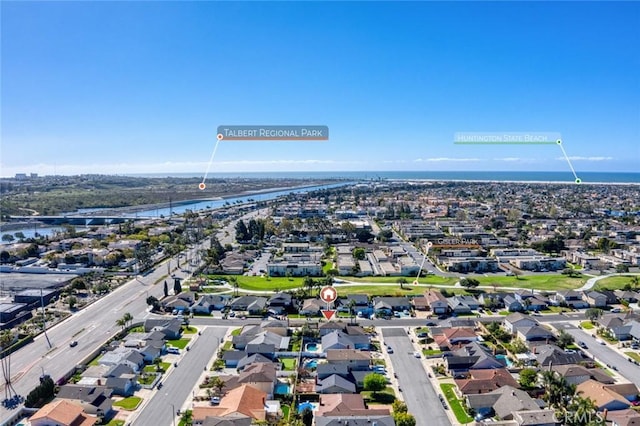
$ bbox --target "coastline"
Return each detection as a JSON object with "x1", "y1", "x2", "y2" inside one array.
[{"x1": 388, "y1": 178, "x2": 640, "y2": 186}]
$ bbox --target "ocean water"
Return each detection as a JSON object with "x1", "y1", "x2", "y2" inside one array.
[{"x1": 130, "y1": 171, "x2": 640, "y2": 184}]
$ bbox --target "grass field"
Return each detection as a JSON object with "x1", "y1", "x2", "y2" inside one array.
[
  {"x1": 113, "y1": 396, "x2": 142, "y2": 411},
  {"x1": 580, "y1": 321, "x2": 595, "y2": 330},
  {"x1": 441, "y1": 383, "x2": 474, "y2": 424},
  {"x1": 331, "y1": 285, "x2": 425, "y2": 296},
  {"x1": 595, "y1": 275, "x2": 639, "y2": 291},
  {"x1": 208, "y1": 274, "x2": 304, "y2": 291},
  {"x1": 475, "y1": 274, "x2": 587, "y2": 290},
  {"x1": 167, "y1": 338, "x2": 191, "y2": 349},
  {"x1": 345, "y1": 276, "x2": 457, "y2": 285}
]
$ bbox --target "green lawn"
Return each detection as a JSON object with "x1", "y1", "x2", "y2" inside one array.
[
  {"x1": 182, "y1": 326, "x2": 197, "y2": 334},
  {"x1": 476, "y1": 274, "x2": 587, "y2": 290},
  {"x1": 440, "y1": 384, "x2": 474, "y2": 424},
  {"x1": 423, "y1": 349, "x2": 442, "y2": 356},
  {"x1": 282, "y1": 358, "x2": 297, "y2": 370},
  {"x1": 331, "y1": 285, "x2": 425, "y2": 296},
  {"x1": 231, "y1": 328, "x2": 242, "y2": 336},
  {"x1": 361, "y1": 386, "x2": 396, "y2": 404},
  {"x1": 625, "y1": 352, "x2": 640, "y2": 362},
  {"x1": 144, "y1": 362, "x2": 170, "y2": 373},
  {"x1": 208, "y1": 274, "x2": 304, "y2": 290},
  {"x1": 138, "y1": 373, "x2": 157, "y2": 385},
  {"x1": 106, "y1": 420, "x2": 125, "y2": 426},
  {"x1": 345, "y1": 276, "x2": 457, "y2": 285},
  {"x1": 113, "y1": 396, "x2": 142, "y2": 411},
  {"x1": 580, "y1": 321, "x2": 595, "y2": 330},
  {"x1": 595, "y1": 275, "x2": 639, "y2": 291},
  {"x1": 167, "y1": 338, "x2": 191, "y2": 349}
]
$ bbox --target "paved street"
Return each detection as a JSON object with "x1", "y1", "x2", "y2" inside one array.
[
  {"x1": 382, "y1": 328, "x2": 450, "y2": 426},
  {"x1": 131, "y1": 327, "x2": 227, "y2": 426},
  {"x1": 557, "y1": 323, "x2": 640, "y2": 384}
]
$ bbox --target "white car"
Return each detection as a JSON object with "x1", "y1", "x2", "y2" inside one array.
[{"x1": 413, "y1": 351, "x2": 421, "y2": 358}]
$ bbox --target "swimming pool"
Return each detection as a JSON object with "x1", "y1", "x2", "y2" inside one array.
[
  {"x1": 275, "y1": 382, "x2": 291, "y2": 394},
  {"x1": 305, "y1": 359, "x2": 318, "y2": 369},
  {"x1": 496, "y1": 354, "x2": 513, "y2": 367},
  {"x1": 305, "y1": 343, "x2": 320, "y2": 352}
]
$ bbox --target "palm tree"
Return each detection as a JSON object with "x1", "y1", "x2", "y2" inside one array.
[
  {"x1": 349, "y1": 299, "x2": 357, "y2": 324},
  {"x1": 122, "y1": 312, "x2": 134, "y2": 328},
  {"x1": 211, "y1": 376, "x2": 226, "y2": 396},
  {"x1": 396, "y1": 277, "x2": 407, "y2": 290},
  {"x1": 0, "y1": 330, "x2": 17, "y2": 400},
  {"x1": 116, "y1": 318, "x2": 126, "y2": 330},
  {"x1": 228, "y1": 277, "x2": 239, "y2": 297},
  {"x1": 631, "y1": 276, "x2": 639, "y2": 290}
]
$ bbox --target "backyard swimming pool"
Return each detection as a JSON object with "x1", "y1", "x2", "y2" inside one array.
[
  {"x1": 275, "y1": 382, "x2": 291, "y2": 394},
  {"x1": 305, "y1": 343, "x2": 320, "y2": 352},
  {"x1": 496, "y1": 354, "x2": 513, "y2": 367}
]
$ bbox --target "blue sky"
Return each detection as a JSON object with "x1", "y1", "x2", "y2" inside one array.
[{"x1": 2, "y1": 1, "x2": 639, "y2": 176}]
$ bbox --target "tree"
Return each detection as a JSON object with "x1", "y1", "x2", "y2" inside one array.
[
  {"x1": 70, "y1": 277, "x2": 87, "y2": 290},
  {"x1": 355, "y1": 229, "x2": 374, "y2": 243},
  {"x1": 116, "y1": 318, "x2": 126, "y2": 330},
  {"x1": 0, "y1": 330, "x2": 17, "y2": 400},
  {"x1": 174, "y1": 278, "x2": 182, "y2": 295},
  {"x1": 363, "y1": 373, "x2": 386, "y2": 395},
  {"x1": 557, "y1": 330, "x2": 575, "y2": 349},
  {"x1": 585, "y1": 308, "x2": 602, "y2": 323},
  {"x1": 352, "y1": 247, "x2": 366, "y2": 260},
  {"x1": 67, "y1": 295, "x2": 77, "y2": 310},
  {"x1": 1, "y1": 234, "x2": 14, "y2": 243},
  {"x1": 460, "y1": 278, "x2": 479, "y2": 290},
  {"x1": 396, "y1": 277, "x2": 408, "y2": 290},
  {"x1": 616, "y1": 264, "x2": 630, "y2": 273},
  {"x1": 24, "y1": 375, "x2": 55, "y2": 408},
  {"x1": 301, "y1": 407, "x2": 314, "y2": 426},
  {"x1": 235, "y1": 220, "x2": 249, "y2": 242},
  {"x1": 378, "y1": 229, "x2": 393, "y2": 242},
  {"x1": 392, "y1": 400, "x2": 408, "y2": 414},
  {"x1": 122, "y1": 312, "x2": 133, "y2": 328},
  {"x1": 164, "y1": 280, "x2": 169, "y2": 298},
  {"x1": 303, "y1": 276, "x2": 315, "y2": 296},
  {"x1": 211, "y1": 376, "x2": 226, "y2": 395},
  {"x1": 561, "y1": 268, "x2": 581, "y2": 278},
  {"x1": 13, "y1": 232, "x2": 25, "y2": 241},
  {"x1": 146, "y1": 295, "x2": 160, "y2": 311},
  {"x1": 394, "y1": 412, "x2": 417, "y2": 426},
  {"x1": 519, "y1": 368, "x2": 538, "y2": 388}
]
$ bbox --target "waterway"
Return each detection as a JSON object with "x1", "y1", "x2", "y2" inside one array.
[{"x1": 0, "y1": 182, "x2": 351, "y2": 241}]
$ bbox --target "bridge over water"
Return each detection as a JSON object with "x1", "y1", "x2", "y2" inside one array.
[{"x1": 8, "y1": 215, "x2": 154, "y2": 226}]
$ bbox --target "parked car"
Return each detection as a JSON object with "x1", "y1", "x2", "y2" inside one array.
[
  {"x1": 210, "y1": 397, "x2": 220, "y2": 405},
  {"x1": 413, "y1": 351, "x2": 421, "y2": 358},
  {"x1": 386, "y1": 346, "x2": 394, "y2": 354}
]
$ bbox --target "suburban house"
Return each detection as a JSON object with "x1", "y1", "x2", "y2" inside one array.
[
  {"x1": 466, "y1": 386, "x2": 542, "y2": 422},
  {"x1": 551, "y1": 364, "x2": 615, "y2": 386},
  {"x1": 533, "y1": 344, "x2": 583, "y2": 366},
  {"x1": 372, "y1": 297, "x2": 411, "y2": 314},
  {"x1": 502, "y1": 295, "x2": 524, "y2": 312},
  {"x1": 516, "y1": 325, "x2": 555, "y2": 342},
  {"x1": 325, "y1": 349, "x2": 370, "y2": 371},
  {"x1": 576, "y1": 380, "x2": 634, "y2": 411},
  {"x1": 554, "y1": 290, "x2": 589, "y2": 309},
  {"x1": 220, "y1": 362, "x2": 277, "y2": 397},
  {"x1": 191, "y1": 384, "x2": 271, "y2": 423},
  {"x1": 316, "y1": 374, "x2": 357, "y2": 394},
  {"x1": 583, "y1": 291, "x2": 608, "y2": 308},
  {"x1": 143, "y1": 318, "x2": 182, "y2": 340},
  {"x1": 267, "y1": 293, "x2": 293, "y2": 314},
  {"x1": 191, "y1": 295, "x2": 229, "y2": 314},
  {"x1": 504, "y1": 313, "x2": 538, "y2": 334},
  {"x1": 315, "y1": 394, "x2": 390, "y2": 417},
  {"x1": 98, "y1": 347, "x2": 144, "y2": 372},
  {"x1": 30, "y1": 399, "x2": 98, "y2": 426},
  {"x1": 424, "y1": 290, "x2": 449, "y2": 315},
  {"x1": 454, "y1": 368, "x2": 520, "y2": 395},
  {"x1": 321, "y1": 330, "x2": 370, "y2": 351},
  {"x1": 445, "y1": 342, "x2": 503, "y2": 374},
  {"x1": 228, "y1": 296, "x2": 267, "y2": 315},
  {"x1": 55, "y1": 384, "x2": 113, "y2": 417},
  {"x1": 299, "y1": 298, "x2": 324, "y2": 316}
]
